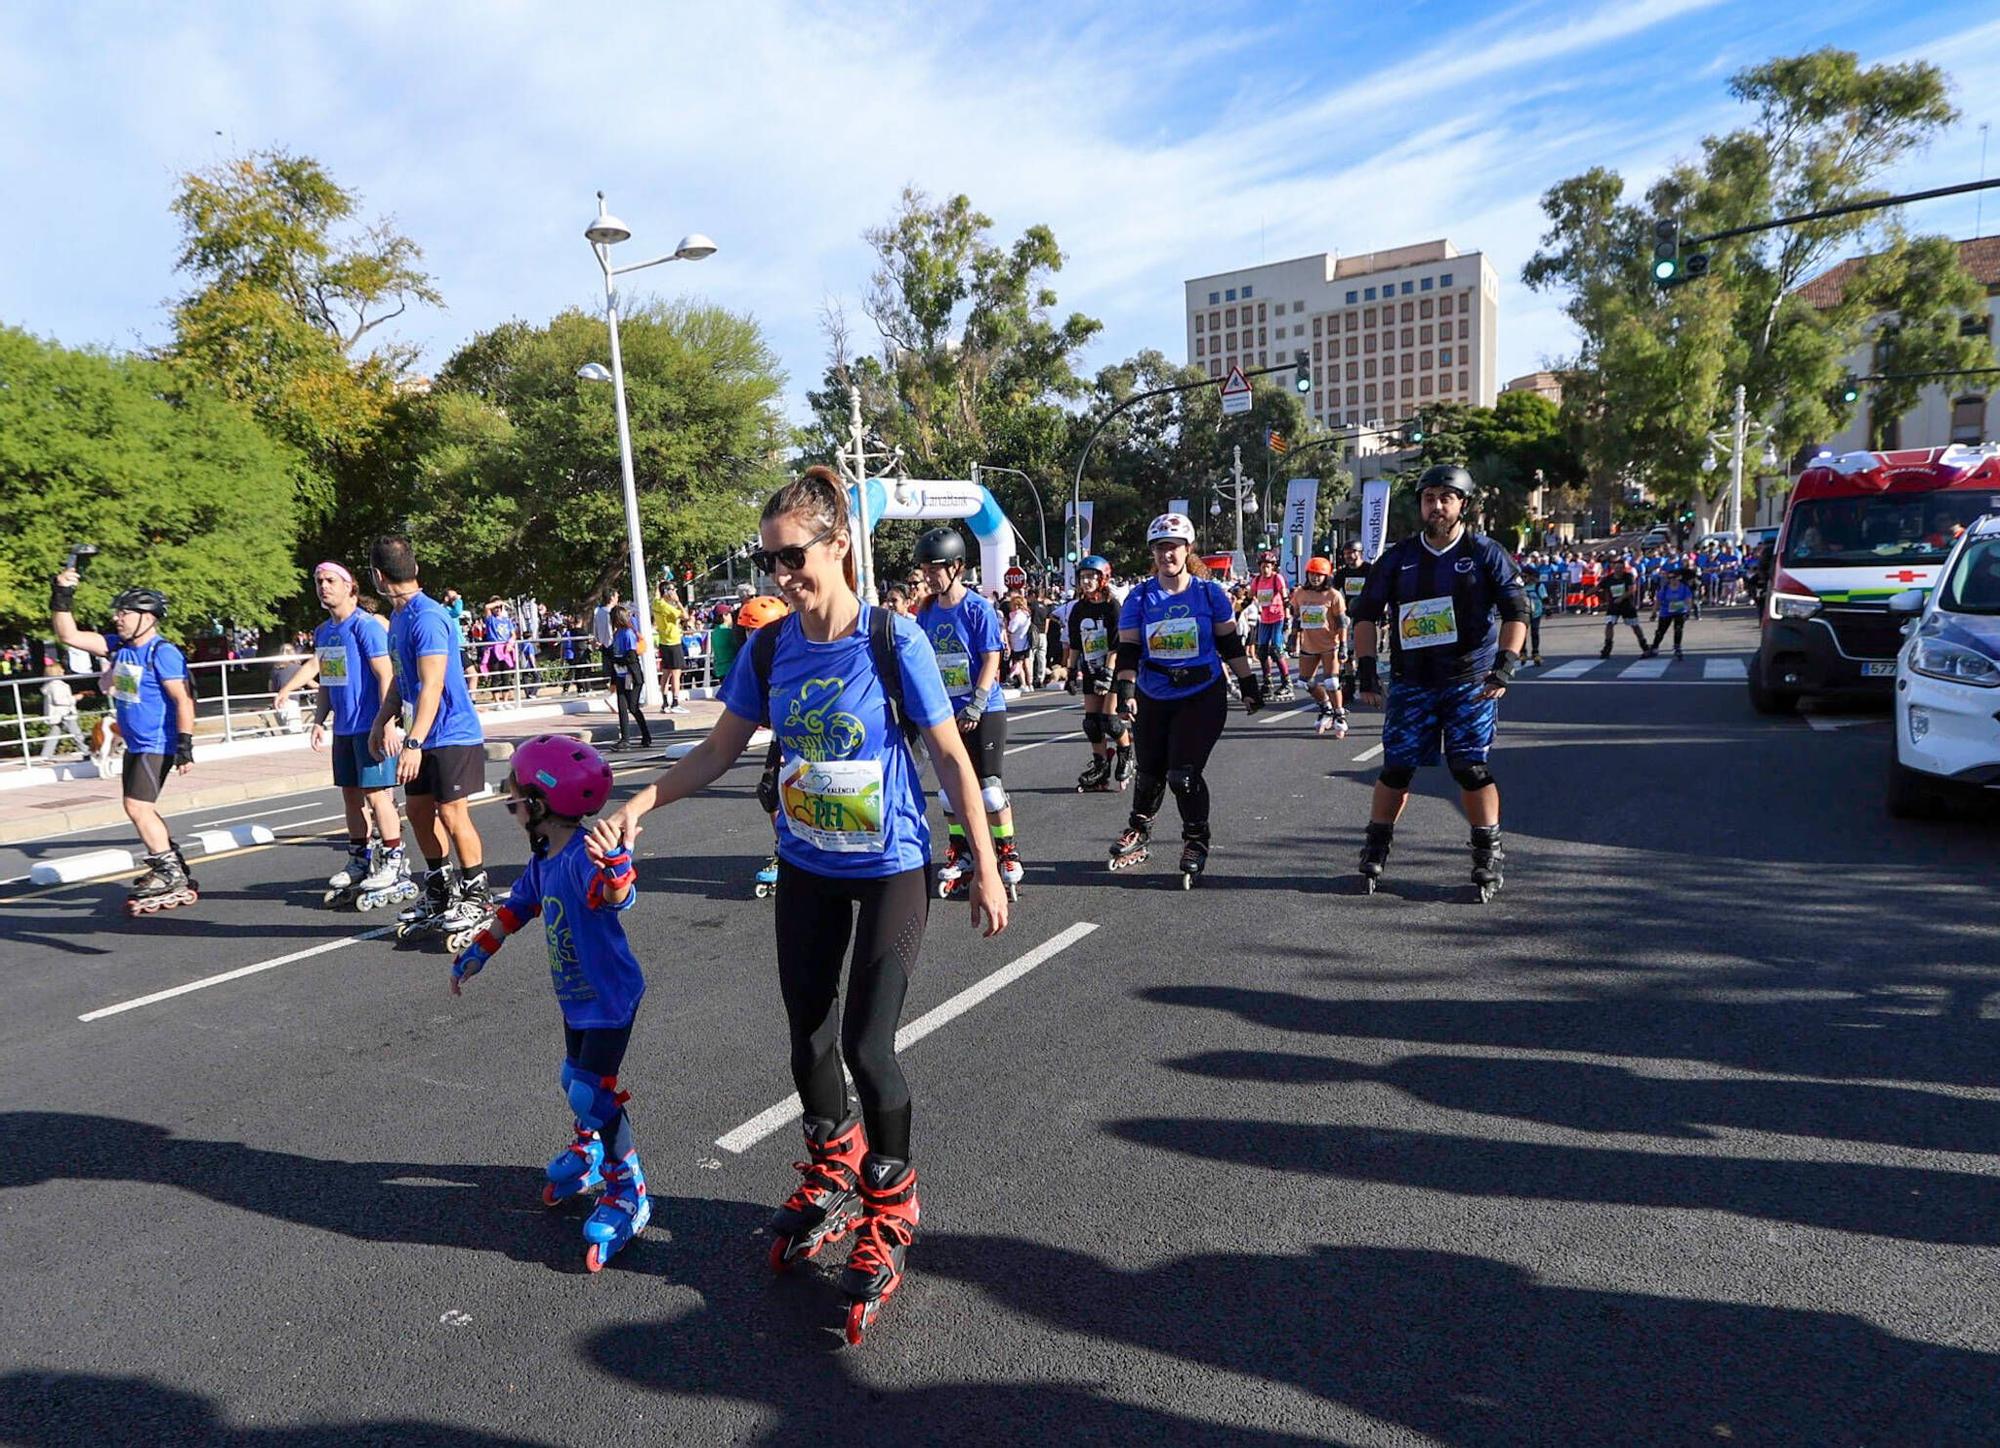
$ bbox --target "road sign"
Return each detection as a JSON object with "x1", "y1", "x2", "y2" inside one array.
[
  {"x1": 1220, "y1": 366, "x2": 1252, "y2": 416},
  {"x1": 1003, "y1": 564, "x2": 1027, "y2": 591}
]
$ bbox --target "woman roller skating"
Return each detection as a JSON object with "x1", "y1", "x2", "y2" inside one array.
[
  {"x1": 1107, "y1": 512, "x2": 1267, "y2": 888},
  {"x1": 450, "y1": 735, "x2": 653, "y2": 1272},
  {"x1": 1065, "y1": 555, "x2": 1129, "y2": 792},
  {"x1": 603, "y1": 465, "x2": 1009, "y2": 1344}
]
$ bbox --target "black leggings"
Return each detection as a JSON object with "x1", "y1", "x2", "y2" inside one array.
[
  {"x1": 1650, "y1": 614, "x2": 1687, "y2": 652},
  {"x1": 613, "y1": 674, "x2": 651, "y2": 745},
  {"x1": 1130, "y1": 677, "x2": 1229, "y2": 840},
  {"x1": 773, "y1": 861, "x2": 930, "y2": 1160},
  {"x1": 565, "y1": 1022, "x2": 636, "y2": 1159}
]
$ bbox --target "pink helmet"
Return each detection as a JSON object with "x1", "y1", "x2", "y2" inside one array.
[{"x1": 511, "y1": 735, "x2": 614, "y2": 818}]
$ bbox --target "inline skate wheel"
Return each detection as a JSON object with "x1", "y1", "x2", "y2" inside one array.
[
  {"x1": 1181, "y1": 872, "x2": 1195, "y2": 891},
  {"x1": 1006, "y1": 882, "x2": 1019, "y2": 902},
  {"x1": 585, "y1": 1243, "x2": 607, "y2": 1274},
  {"x1": 755, "y1": 884, "x2": 773, "y2": 899},
  {"x1": 1360, "y1": 876, "x2": 1378, "y2": 896},
  {"x1": 323, "y1": 887, "x2": 344, "y2": 906},
  {"x1": 845, "y1": 1298, "x2": 880, "y2": 1346}
]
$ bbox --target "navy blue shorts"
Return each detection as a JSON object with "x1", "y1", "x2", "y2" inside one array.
[
  {"x1": 1381, "y1": 679, "x2": 1498, "y2": 769},
  {"x1": 331, "y1": 732, "x2": 397, "y2": 790}
]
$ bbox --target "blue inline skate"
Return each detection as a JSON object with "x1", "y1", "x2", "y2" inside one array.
[
  {"x1": 542, "y1": 1123, "x2": 604, "y2": 1209},
  {"x1": 754, "y1": 853, "x2": 779, "y2": 900},
  {"x1": 583, "y1": 1149, "x2": 650, "y2": 1272}
]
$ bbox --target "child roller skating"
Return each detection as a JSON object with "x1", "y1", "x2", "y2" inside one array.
[
  {"x1": 127, "y1": 845, "x2": 198, "y2": 915},
  {"x1": 768, "y1": 1114, "x2": 867, "y2": 1271},
  {"x1": 1291, "y1": 556, "x2": 1348, "y2": 740},
  {"x1": 740, "y1": 594, "x2": 794, "y2": 901},
  {"x1": 840, "y1": 1154, "x2": 921, "y2": 1345},
  {"x1": 1067, "y1": 554, "x2": 1127, "y2": 795},
  {"x1": 452, "y1": 734, "x2": 653, "y2": 1272}
]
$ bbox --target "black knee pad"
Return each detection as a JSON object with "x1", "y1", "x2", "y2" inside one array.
[
  {"x1": 1378, "y1": 765, "x2": 1416, "y2": 791},
  {"x1": 1449, "y1": 761, "x2": 1494, "y2": 792},
  {"x1": 1132, "y1": 772, "x2": 1167, "y2": 818},
  {"x1": 1081, "y1": 713, "x2": 1106, "y2": 744},
  {"x1": 1165, "y1": 767, "x2": 1200, "y2": 799},
  {"x1": 1105, "y1": 715, "x2": 1130, "y2": 745}
]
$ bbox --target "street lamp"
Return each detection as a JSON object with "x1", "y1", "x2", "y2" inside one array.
[
  {"x1": 1701, "y1": 384, "x2": 1776, "y2": 546},
  {"x1": 584, "y1": 190, "x2": 715, "y2": 709}
]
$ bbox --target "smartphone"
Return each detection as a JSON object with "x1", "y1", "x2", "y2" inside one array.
[{"x1": 64, "y1": 544, "x2": 100, "y2": 576}]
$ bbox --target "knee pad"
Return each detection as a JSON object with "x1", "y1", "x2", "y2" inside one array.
[
  {"x1": 979, "y1": 775, "x2": 1008, "y2": 814},
  {"x1": 1165, "y1": 766, "x2": 1201, "y2": 799},
  {"x1": 1132, "y1": 772, "x2": 1167, "y2": 818},
  {"x1": 1105, "y1": 715, "x2": 1130, "y2": 745},
  {"x1": 1449, "y1": 761, "x2": 1495, "y2": 792},
  {"x1": 1378, "y1": 764, "x2": 1416, "y2": 791},
  {"x1": 1081, "y1": 713, "x2": 1106, "y2": 744},
  {"x1": 562, "y1": 1059, "x2": 630, "y2": 1131}
]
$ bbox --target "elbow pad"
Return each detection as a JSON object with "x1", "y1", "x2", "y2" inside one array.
[
  {"x1": 1114, "y1": 639, "x2": 1142, "y2": 675},
  {"x1": 1496, "y1": 587, "x2": 1532, "y2": 624},
  {"x1": 1215, "y1": 630, "x2": 1247, "y2": 663}
]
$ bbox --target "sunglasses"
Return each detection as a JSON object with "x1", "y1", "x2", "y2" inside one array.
[{"x1": 749, "y1": 524, "x2": 836, "y2": 574}]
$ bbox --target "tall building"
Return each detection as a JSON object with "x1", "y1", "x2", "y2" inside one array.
[
  {"x1": 1183, "y1": 240, "x2": 1500, "y2": 431},
  {"x1": 1796, "y1": 235, "x2": 1999, "y2": 452}
]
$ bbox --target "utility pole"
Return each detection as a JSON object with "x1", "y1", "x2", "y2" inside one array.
[
  {"x1": 1729, "y1": 384, "x2": 1747, "y2": 547},
  {"x1": 1232, "y1": 446, "x2": 1246, "y2": 561},
  {"x1": 840, "y1": 384, "x2": 877, "y2": 602}
]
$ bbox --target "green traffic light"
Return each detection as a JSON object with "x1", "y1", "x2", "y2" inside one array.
[
  {"x1": 1295, "y1": 375, "x2": 1312, "y2": 394},
  {"x1": 1653, "y1": 258, "x2": 1679, "y2": 283}
]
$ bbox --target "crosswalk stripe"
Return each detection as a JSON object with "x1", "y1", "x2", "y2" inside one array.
[
  {"x1": 1703, "y1": 658, "x2": 1748, "y2": 680},
  {"x1": 1619, "y1": 657, "x2": 1670, "y2": 680},
  {"x1": 1542, "y1": 660, "x2": 1595, "y2": 678}
]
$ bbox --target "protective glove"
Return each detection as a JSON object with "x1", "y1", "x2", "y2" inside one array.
[
  {"x1": 452, "y1": 936, "x2": 494, "y2": 985},
  {"x1": 1484, "y1": 649, "x2": 1520, "y2": 692},
  {"x1": 1356, "y1": 656, "x2": 1381, "y2": 696},
  {"x1": 1238, "y1": 671, "x2": 1266, "y2": 714},
  {"x1": 175, "y1": 732, "x2": 195, "y2": 769},
  {"x1": 955, "y1": 699, "x2": 985, "y2": 733}
]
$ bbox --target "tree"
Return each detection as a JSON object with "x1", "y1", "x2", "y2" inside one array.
[
  {"x1": 0, "y1": 327, "x2": 300, "y2": 635},
  {"x1": 1524, "y1": 49, "x2": 1985, "y2": 532},
  {"x1": 165, "y1": 149, "x2": 441, "y2": 564},
  {"x1": 393, "y1": 303, "x2": 788, "y2": 604}
]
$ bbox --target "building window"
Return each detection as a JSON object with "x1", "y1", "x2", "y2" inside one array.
[
  {"x1": 1209, "y1": 359, "x2": 1222, "y2": 377},
  {"x1": 1421, "y1": 277, "x2": 1433, "y2": 291},
  {"x1": 1419, "y1": 325, "x2": 1433, "y2": 345},
  {"x1": 1420, "y1": 350, "x2": 1433, "y2": 369},
  {"x1": 1362, "y1": 308, "x2": 1375, "y2": 327},
  {"x1": 1952, "y1": 396, "x2": 1986, "y2": 444},
  {"x1": 1313, "y1": 341, "x2": 1323, "y2": 361},
  {"x1": 1401, "y1": 281, "x2": 1413, "y2": 295},
  {"x1": 1293, "y1": 300, "x2": 1304, "y2": 313},
  {"x1": 1364, "y1": 358, "x2": 1377, "y2": 378},
  {"x1": 1440, "y1": 272, "x2": 1453, "y2": 287},
  {"x1": 1209, "y1": 291, "x2": 1220, "y2": 305},
  {"x1": 1208, "y1": 311, "x2": 1219, "y2": 330},
  {"x1": 1364, "y1": 334, "x2": 1377, "y2": 354},
  {"x1": 1193, "y1": 337, "x2": 1203, "y2": 357},
  {"x1": 1226, "y1": 307, "x2": 1236, "y2": 326},
  {"x1": 1257, "y1": 303, "x2": 1267, "y2": 321},
  {"x1": 1458, "y1": 370, "x2": 1469, "y2": 392},
  {"x1": 1345, "y1": 290, "x2": 1358, "y2": 304},
  {"x1": 1401, "y1": 354, "x2": 1414, "y2": 373},
  {"x1": 1401, "y1": 378, "x2": 1414, "y2": 397},
  {"x1": 1401, "y1": 302, "x2": 1414, "y2": 323},
  {"x1": 1345, "y1": 337, "x2": 1358, "y2": 357},
  {"x1": 1365, "y1": 287, "x2": 1376, "y2": 301},
  {"x1": 1312, "y1": 317, "x2": 1322, "y2": 337},
  {"x1": 1344, "y1": 385, "x2": 1357, "y2": 405},
  {"x1": 1365, "y1": 383, "x2": 1378, "y2": 403},
  {"x1": 1242, "y1": 285, "x2": 1253, "y2": 299},
  {"x1": 1401, "y1": 328, "x2": 1414, "y2": 348},
  {"x1": 1458, "y1": 292, "x2": 1470, "y2": 313},
  {"x1": 1421, "y1": 377, "x2": 1434, "y2": 396},
  {"x1": 1259, "y1": 327, "x2": 1268, "y2": 344},
  {"x1": 1439, "y1": 347, "x2": 1452, "y2": 366},
  {"x1": 1194, "y1": 314, "x2": 1204, "y2": 333},
  {"x1": 1346, "y1": 361, "x2": 1359, "y2": 381},
  {"x1": 1226, "y1": 288, "x2": 1237, "y2": 301}
]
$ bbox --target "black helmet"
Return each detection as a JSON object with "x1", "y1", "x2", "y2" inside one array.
[
  {"x1": 1416, "y1": 464, "x2": 1474, "y2": 499},
  {"x1": 111, "y1": 586, "x2": 168, "y2": 620},
  {"x1": 914, "y1": 528, "x2": 967, "y2": 568}
]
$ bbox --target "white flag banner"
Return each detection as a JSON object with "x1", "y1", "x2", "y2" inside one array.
[
  {"x1": 1065, "y1": 502, "x2": 1096, "y2": 586},
  {"x1": 1168, "y1": 498, "x2": 1190, "y2": 520},
  {"x1": 1359, "y1": 478, "x2": 1392, "y2": 562},
  {"x1": 1281, "y1": 478, "x2": 1319, "y2": 588}
]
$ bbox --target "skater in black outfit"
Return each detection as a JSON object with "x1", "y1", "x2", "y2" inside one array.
[{"x1": 1065, "y1": 555, "x2": 1129, "y2": 791}]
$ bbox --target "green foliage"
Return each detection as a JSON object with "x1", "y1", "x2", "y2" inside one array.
[
  {"x1": 1405, "y1": 390, "x2": 1585, "y2": 539},
  {"x1": 1524, "y1": 47, "x2": 1982, "y2": 532},
  {"x1": 0, "y1": 326, "x2": 300, "y2": 635},
  {"x1": 391, "y1": 304, "x2": 787, "y2": 603}
]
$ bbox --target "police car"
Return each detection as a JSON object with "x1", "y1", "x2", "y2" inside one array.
[{"x1": 1886, "y1": 513, "x2": 2000, "y2": 817}]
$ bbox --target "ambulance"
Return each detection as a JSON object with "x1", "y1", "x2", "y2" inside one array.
[{"x1": 1750, "y1": 444, "x2": 2000, "y2": 714}]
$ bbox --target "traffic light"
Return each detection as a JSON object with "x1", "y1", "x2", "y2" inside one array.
[
  {"x1": 1839, "y1": 374, "x2": 1861, "y2": 404},
  {"x1": 1407, "y1": 418, "x2": 1427, "y2": 444},
  {"x1": 1651, "y1": 218, "x2": 1681, "y2": 285},
  {"x1": 1681, "y1": 509, "x2": 1696, "y2": 525},
  {"x1": 1293, "y1": 349, "x2": 1312, "y2": 394}
]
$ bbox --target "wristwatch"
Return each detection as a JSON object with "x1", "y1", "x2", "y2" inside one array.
[{"x1": 406, "y1": 734, "x2": 427, "y2": 751}]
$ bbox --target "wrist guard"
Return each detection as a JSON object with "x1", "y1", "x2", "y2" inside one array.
[
  {"x1": 175, "y1": 732, "x2": 195, "y2": 768},
  {"x1": 587, "y1": 845, "x2": 636, "y2": 909},
  {"x1": 1238, "y1": 670, "x2": 1266, "y2": 713},
  {"x1": 1114, "y1": 678, "x2": 1136, "y2": 711},
  {"x1": 1486, "y1": 649, "x2": 1520, "y2": 689},
  {"x1": 1357, "y1": 656, "x2": 1381, "y2": 694},
  {"x1": 452, "y1": 937, "x2": 495, "y2": 982},
  {"x1": 955, "y1": 699, "x2": 984, "y2": 730},
  {"x1": 50, "y1": 581, "x2": 76, "y2": 614}
]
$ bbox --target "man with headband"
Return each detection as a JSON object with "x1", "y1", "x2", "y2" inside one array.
[{"x1": 274, "y1": 561, "x2": 415, "y2": 909}]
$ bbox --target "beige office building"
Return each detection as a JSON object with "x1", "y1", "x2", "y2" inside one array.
[{"x1": 1183, "y1": 240, "x2": 1500, "y2": 429}]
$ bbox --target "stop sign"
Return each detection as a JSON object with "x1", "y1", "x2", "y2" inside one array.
[{"x1": 1003, "y1": 565, "x2": 1027, "y2": 590}]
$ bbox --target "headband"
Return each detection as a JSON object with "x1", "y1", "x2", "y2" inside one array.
[{"x1": 314, "y1": 561, "x2": 358, "y2": 586}]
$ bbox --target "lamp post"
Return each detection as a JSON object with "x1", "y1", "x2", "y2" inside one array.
[
  {"x1": 1700, "y1": 384, "x2": 1778, "y2": 547},
  {"x1": 583, "y1": 190, "x2": 715, "y2": 709},
  {"x1": 1203, "y1": 446, "x2": 1258, "y2": 566}
]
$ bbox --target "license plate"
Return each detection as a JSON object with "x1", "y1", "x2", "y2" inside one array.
[{"x1": 1861, "y1": 661, "x2": 1896, "y2": 677}]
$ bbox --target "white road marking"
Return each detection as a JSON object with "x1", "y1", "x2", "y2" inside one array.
[
  {"x1": 79, "y1": 926, "x2": 397, "y2": 1022},
  {"x1": 1804, "y1": 714, "x2": 1883, "y2": 732},
  {"x1": 1256, "y1": 699, "x2": 1318, "y2": 724},
  {"x1": 194, "y1": 802, "x2": 327, "y2": 828},
  {"x1": 1542, "y1": 660, "x2": 1596, "y2": 679},
  {"x1": 1704, "y1": 658, "x2": 1748, "y2": 680},
  {"x1": 1005, "y1": 730, "x2": 1085, "y2": 756},
  {"x1": 1352, "y1": 743, "x2": 1384, "y2": 763},
  {"x1": 1618, "y1": 657, "x2": 1670, "y2": 680},
  {"x1": 714, "y1": 921, "x2": 1099, "y2": 1154}
]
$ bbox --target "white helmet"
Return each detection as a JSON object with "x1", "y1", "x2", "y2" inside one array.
[{"x1": 1147, "y1": 512, "x2": 1196, "y2": 546}]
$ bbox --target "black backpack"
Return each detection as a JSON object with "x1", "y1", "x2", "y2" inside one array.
[{"x1": 750, "y1": 606, "x2": 917, "y2": 813}]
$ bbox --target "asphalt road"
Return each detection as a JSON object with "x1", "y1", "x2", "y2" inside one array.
[{"x1": 2, "y1": 611, "x2": 1996, "y2": 1446}]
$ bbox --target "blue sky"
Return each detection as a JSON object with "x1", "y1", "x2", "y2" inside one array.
[{"x1": 3, "y1": 0, "x2": 1997, "y2": 427}]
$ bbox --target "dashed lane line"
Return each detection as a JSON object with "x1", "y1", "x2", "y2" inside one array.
[
  {"x1": 79, "y1": 926, "x2": 398, "y2": 1022},
  {"x1": 714, "y1": 921, "x2": 1100, "y2": 1154},
  {"x1": 194, "y1": 802, "x2": 329, "y2": 829}
]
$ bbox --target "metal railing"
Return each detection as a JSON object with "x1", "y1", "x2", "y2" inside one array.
[{"x1": 1, "y1": 630, "x2": 724, "y2": 771}]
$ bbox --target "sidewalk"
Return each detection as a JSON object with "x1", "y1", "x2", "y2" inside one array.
[{"x1": 0, "y1": 696, "x2": 726, "y2": 846}]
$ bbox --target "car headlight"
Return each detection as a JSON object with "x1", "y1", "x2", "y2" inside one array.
[
  {"x1": 1769, "y1": 591, "x2": 1818, "y2": 620},
  {"x1": 1910, "y1": 638, "x2": 2000, "y2": 687}
]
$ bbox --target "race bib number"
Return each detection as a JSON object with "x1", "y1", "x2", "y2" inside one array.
[
  {"x1": 1343, "y1": 577, "x2": 1365, "y2": 596},
  {"x1": 112, "y1": 659, "x2": 144, "y2": 703},
  {"x1": 1145, "y1": 615, "x2": 1200, "y2": 662},
  {"x1": 1298, "y1": 604, "x2": 1329, "y2": 631},
  {"x1": 1079, "y1": 622, "x2": 1109, "y2": 663},
  {"x1": 1608, "y1": 583, "x2": 1629, "y2": 600},
  {"x1": 779, "y1": 757, "x2": 886, "y2": 853},
  {"x1": 1397, "y1": 596, "x2": 1459, "y2": 650},
  {"x1": 317, "y1": 645, "x2": 350, "y2": 686},
  {"x1": 935, "y1": 650, "x2": 972, "y2": 692}
]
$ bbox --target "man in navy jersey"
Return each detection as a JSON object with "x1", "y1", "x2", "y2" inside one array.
[{"x1": 1349, "y1": 465, "x2": 1529, "y2": 899}]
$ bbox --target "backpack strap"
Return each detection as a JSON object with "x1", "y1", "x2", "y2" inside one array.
[
  {"x1": 750, "y1": 620, "x2": 784, "y2": 778},
  {"x1": 869, "y1": 606, "x2": 920, "y2": 746}
]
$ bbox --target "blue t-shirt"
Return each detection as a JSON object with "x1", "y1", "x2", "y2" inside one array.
[
  {"x1": 103, "y1": 632, "x2": 188, "y2": 754},
  {"x1": 720, "y1": 606, "x2": 953, "y2": 879},
  {"x1": 612, "y1": 625, "x2": 637, "y2": 655},
  {"x1": 1118, "y1": 577, "x2": 1235, "y2": 701},
  {"x1": 915, "y1": 592, "x2": 1006, "y2": 713},
  {"x1": 387, "y1": 591, "x2": 483, "y2": 748},
  {"x1": 1658, "y1": 580, "x2": 1694, "y2": 616},
  {"x1": 496, "y1": 831, "x2": 645, "y2": 1031},
  {"x1": 1352, "y1": 531, "x2": 1525, "y2": 689},
  {"x1": 312, "y1": 611, "x2": 389, "y2": 738},
  {"x1": 1523, "y1": 577, "x2": 1547, "y2": 620}
]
